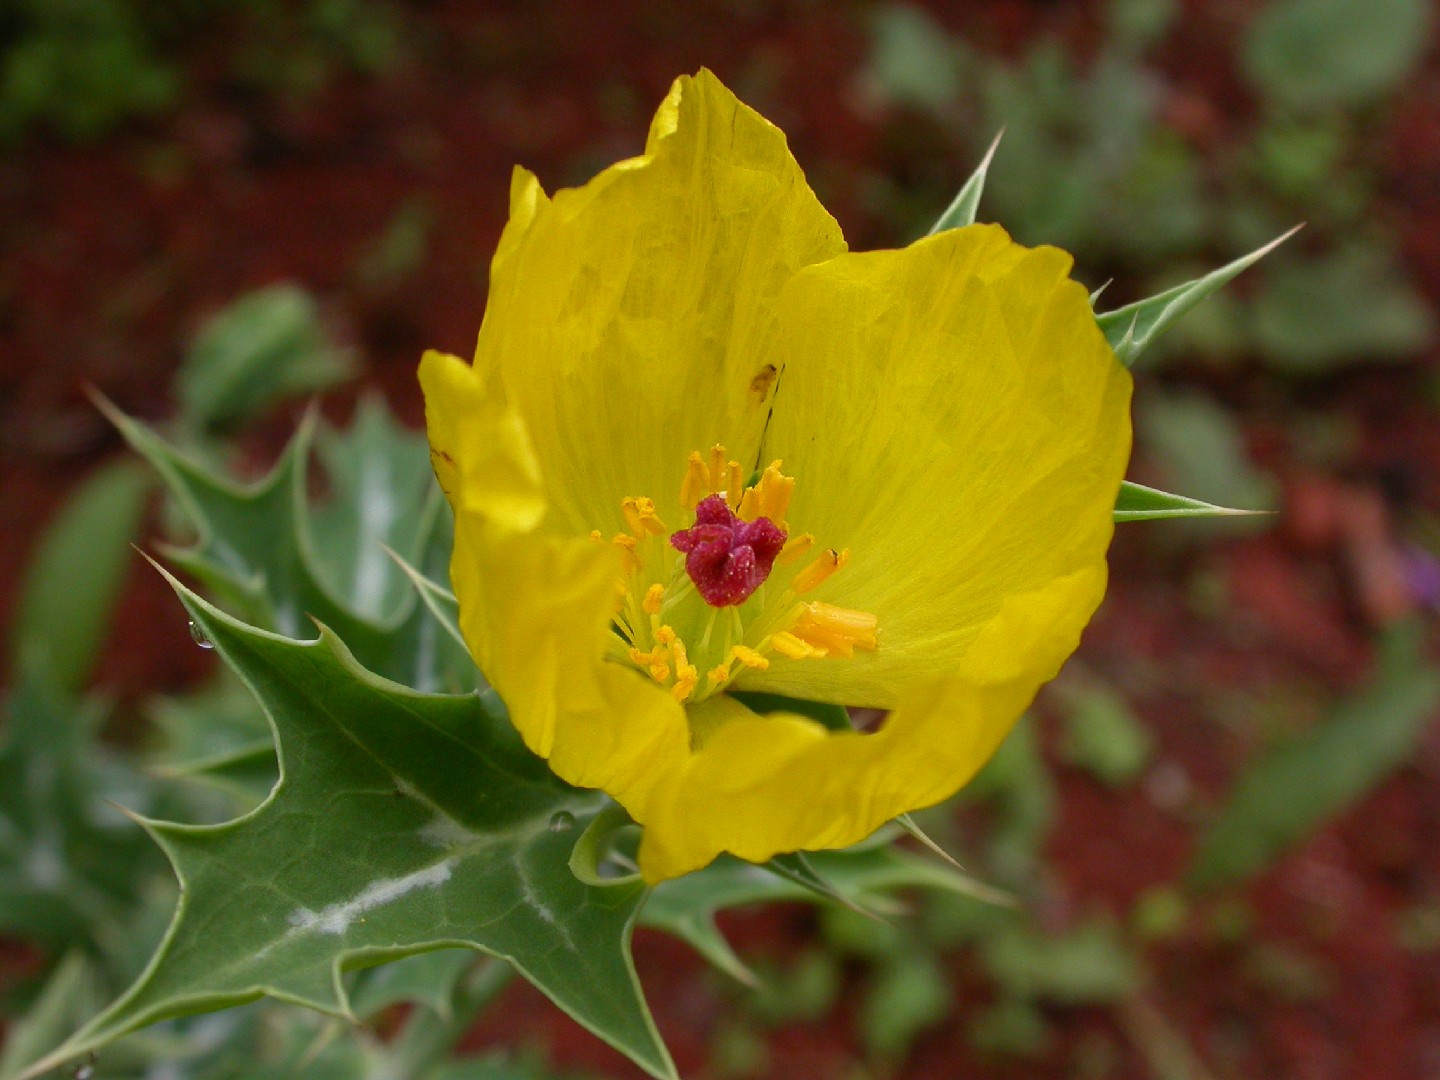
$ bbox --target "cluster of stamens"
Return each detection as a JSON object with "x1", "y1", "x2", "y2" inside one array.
[{"x1": 596, "y1": 445, "x2": 878, "y2": 706}]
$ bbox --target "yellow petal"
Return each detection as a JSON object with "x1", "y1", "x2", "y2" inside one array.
[
  {"x1": 420, "y1": 350, "x2": 690, "y2": 818},
  {"x1": 473, "y1": 69, "x2": 846, "y2": 537},
  {"x1": 638, "y1": 565, "x2": 1104, "y2": 881},
  {"x1": 736, "y1": 223, "x2": 1132, "y2": 708}
]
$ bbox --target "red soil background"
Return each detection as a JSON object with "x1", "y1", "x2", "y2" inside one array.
[{"x1": 3, "y1": 1, "x2": 1440, "y2": 1077}]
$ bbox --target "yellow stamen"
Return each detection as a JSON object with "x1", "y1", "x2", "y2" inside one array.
[
  {"x1": 777, "y1": 532, "x2": 814, "y2": 565},
  {"x1": 655, "y1": 625, "x2": 677, "y2": 646},
  {"x1": 755, "y1": 461, "x2": 794, "y2": 523},
  {"x1": 672, "y1": 665, "x2": 699, "y2": 703},
  {"x1": 589, "y1": 529, "x2": 604, "y2": 543},
  {"x1": 790, "y1": 602, "x2": 878, "y2": 659},
  {"x1": 650, "y1": 661, "x2": 671, "y2": 682},
  {"x1": 736, "y1": 487, "x2": 759, "y2": 519},
  {"x1": 622, "y1": 496, "x2": 667, "y2": 537},
  {"x1": 725, "y1": 460, "x2": 743, "y2": 507},
  {"x1": 793, "y1": 548, "x2": 849, "y2": 594},
  {"x1": 768, "y1": 631, "x2": 826, "y2": 660},
  {"x1": 669, "y1": 636, "x2": 690, "y2": 671},
  {"x1": 707, "y1": 664, "x2": 732, "y2": 687},
  {"x1": 680, "y1": 451, "x2": 711, "y2": 510},
  {"x1": 612, "y1": 532, "x2": 639, "y2": 575},
  {"x1": 729, "y1": 644, "x2": 769, "y2": 671},
  {"x1": 643, "y1": 583, "x2": 665, "y2": 615},
  {"x1": 708, "y1": 445, "x2": 727, "y2": 491}
]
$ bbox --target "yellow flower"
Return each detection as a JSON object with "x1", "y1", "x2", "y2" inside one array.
[{"x1": 420, "y1": 69, "x2": 1132, "y2": 883}]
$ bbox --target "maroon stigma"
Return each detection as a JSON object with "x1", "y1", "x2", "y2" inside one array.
[{"x1": 670, "y1": 494, "x2": 787, "y2": 607}]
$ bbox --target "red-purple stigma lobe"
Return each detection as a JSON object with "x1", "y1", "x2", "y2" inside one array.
[{"x1": 670, "y1": 494, "x2": 787, "y2": 607}]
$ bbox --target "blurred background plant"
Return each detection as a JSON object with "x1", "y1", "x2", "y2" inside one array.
[{"x1": 3, "y1": 0, "x2": 1439, "y2": 1077}]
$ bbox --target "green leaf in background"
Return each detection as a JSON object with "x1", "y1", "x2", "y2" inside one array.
[
  {"x1": 0, "y1": 953, "x2": 103, "y2": 1080},
  {"x1": 0, "y1": 0, "x2": 178, "y2": 145},
  {"x1": 1252, "y1": 244, "x2": 1436, "y2": 372},
  {"x1": 957, "y1": 717, "x2": 1054, "y2": 885},
  {"x1": 981, "y1": 918, "x2": 1141, "y2": 1005},
  {"x1": 860, "y1": 950, "x2": 951, "y2": 1064},
  {"x1": 0, "y1": 671, "x2": 163, "y2": 957},
  {"x1": 1189, "y1": 623, "x2": 1440, "y2": 890},
  {"x1": 1242, "y1": 0, "x2": 1433, "y2": 110},
  {"x1": 927, "y1": 128, "x2": 1004, "y2": 235},
  {"x1": 1114, "y1": 480, "x2": 1264, "y2": 522},
  {"x1": 1057, "y1": 680, "x2": 1153, "y2": 787},
  {"x1": 102, "y1": 399, "x2": 477, "y2": 694},
  {"x1": 9, "y1": 458, "x2": 151, "y2": 695},
  {"x1": 860, "y1": 4, "x2": 966, "y2": 115},
  {"x1": 176, "y1": 285, "x2": 352, "y2": 433},
  {"x1": 1105, "y1": 0, "x2": 1181, "y2": 55},
  {"x1": 1097, "y1": 227, "x2": 1299, "y2": 366},
  {"x1": 17, "y1": 573, "x2": 676, "y2": 1080}
]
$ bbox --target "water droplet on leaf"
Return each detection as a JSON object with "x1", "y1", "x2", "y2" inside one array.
[
  {"x1": 188, "y1": 620, "x2": 214, "y2": 649},
  {"x1": 548, "y1": 810, "x2": 577, "y2": 832}
]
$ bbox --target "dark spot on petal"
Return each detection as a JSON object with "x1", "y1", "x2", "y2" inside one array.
[{"x1": 749, "y1": 364, "x2": 778, "y2": 404}]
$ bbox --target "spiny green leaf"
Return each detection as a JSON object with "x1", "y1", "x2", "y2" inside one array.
[
  {"x1": 1188, "y1": 623, "x2": 1440, "y2": 890},
  {"x1": 1114, "y1": 480, "x2": 1264, "y2": 522},
  {"x1": 347, "y1": 950, "x2": 477, "y2": 1023},
  {"x1": 147, "y1": 671, "x2": 276, "y2": 811},
  {"x1": 644, "y1": 846, "x2": 997, "y2": 985},
  {"x1": 1135, "y1": 392, "x2": 1277, "y2": 526},
  {"x1": 100, "y1": 399, "x2": 476, "y2": 694},
  {"x1": 382, "y1": 546, "x2": 480, "y2": 690},
  {"x1": 16, "y1": 572, "x2": 676, "y2": 1080},
  {"x1": 1097, "y1": 227, "x2": 1299, "y2": 365},
  {"x1": 307, "y1": 395, "x2": 437, "y2": 621},
  {"x1": 568, "y1": 805, "x2": 641, "y2": 888},
  {"x1": 10, "y1": 458, "x2": 152, "y2": 694},
  {"x1": 766, "y1": 852, "x2": 887, "y2": 920},
  {"x1": 927, "y1": 129, "x2": 1004, "y2": 234},
  {"x1": 892, "y1": 814, "x2": 1006, "y2": 896}
]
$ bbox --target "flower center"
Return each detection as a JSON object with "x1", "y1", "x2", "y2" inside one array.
[
  {"x1": 670, "y1": 495, "x2": 786, "y2": 606},
  {"x1": 595, "y1": 445, "x2": 878, "y2": 706}
]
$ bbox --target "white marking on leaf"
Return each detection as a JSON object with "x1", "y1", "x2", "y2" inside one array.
[
  {"x1": 288, "y1": 859, "x2": 455, "y2": 936},
  {"x1": 419, "y1": 815, "x2": 479, "y2": 849}
]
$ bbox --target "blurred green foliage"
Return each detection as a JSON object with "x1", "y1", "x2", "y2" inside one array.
[
  {"x1": 861, "y1": 0, "x2": 1435, "y2": 374},
  {"x1": 1242, "y1": 0, "x2": 1433, "y2": 110},
  {"x1": 176, "y1": 286, "x2": 352, "y2": 435},
  {"x1": 0, "y1": 0, "x2": 404, "y2": 145}
]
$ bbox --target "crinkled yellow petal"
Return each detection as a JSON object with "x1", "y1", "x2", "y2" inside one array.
[
  {"x1": 734, "y1": 223, "x2": 1132, "y2": 709},
  {"x1": 638, "y1": 564, "x2": 1105, "y2": 881},
  {"x1": 472, "y1": 68, "x2": 846, "y2": 536},
  {"x1": 419, "y1": 350, "x2": 690, "y2": 817}
]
